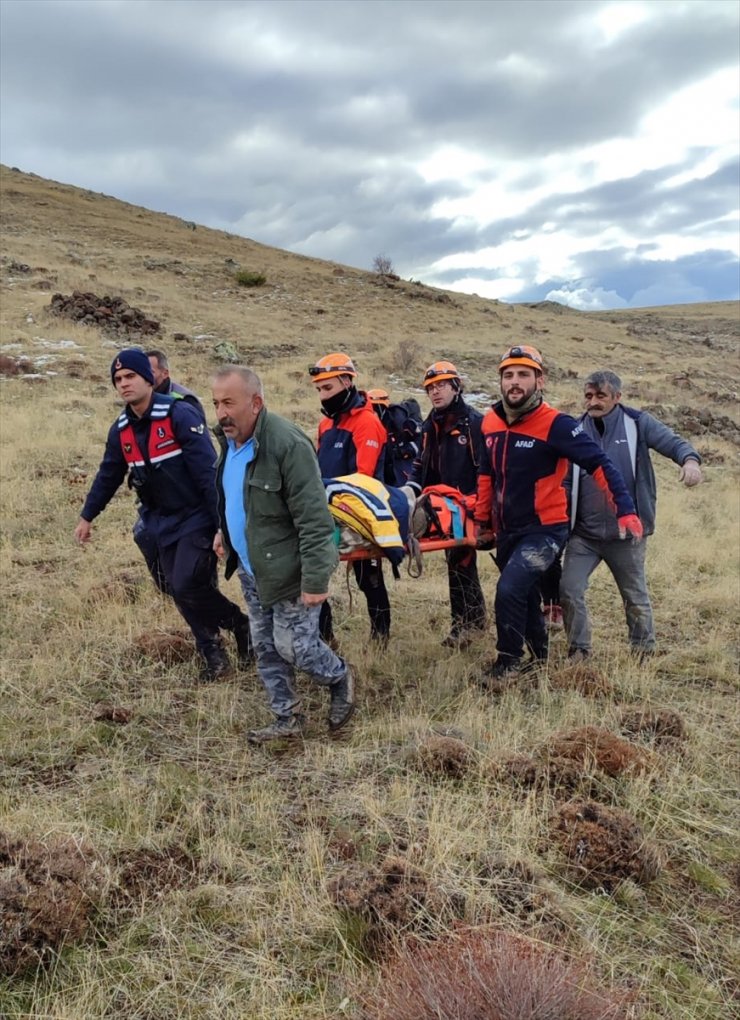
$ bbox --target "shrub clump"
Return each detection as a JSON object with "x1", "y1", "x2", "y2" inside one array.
[
  {"x1": 359, "y1": 926, "x2": 631, "y2": 1019},
  {"x1": 548, "y1": 661, "x2": 614, "y2": 697},
  {"x1": 548, "y1": 799, "x2": 662, "y2": 891},
  {"x1": 0, "y1": 832, "x2": 105, "y2": 976},
  {"x1": 132, "y1": 628, "x2": 195, "y2": 665},
  {"x1": 234, "y1": 269, "x2": 266, "y2": 287},
  {"x1": 494, "y1": 752, "x2": 602, "y2": 800},
  {"x1": 619, "y1": 706, "x2": 687, "y2": 745},
  {"x1": 543, "y1": 726, "x2": 651, "y2": 777},
  {"x1": 327, "y1": 856, "x2": 460, "y2": 948},
  {"x1": 412, "y1": 735, "x2": 473, "y2": 779},
  {"x1": 89, "y1": 570, "x2": 145, "y2": 604}
]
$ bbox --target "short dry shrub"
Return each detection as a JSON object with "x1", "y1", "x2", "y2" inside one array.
[
  {"x1": 475, "y1": 856, "x2": 564, "y2": 931},
  {"x1": 131, "y1": 628, "x2": 195, "y2": 665},
  {"x1": 0, "y1": 353, "x2": 33, "y2": 376},
  {"x1": 0, "y1": 832, "x2": 105, "y2": 976},
  {"x1": 548, "y1": 799, "x2": 662, "y2": 891},
  {"x1": 359, "y1": 926, "x2": 630, "y2": 1019},
  {"x1": 619, "y1": 706, "x2": 687, "y2": 745},
  {"x1": 390, "y1": 339, "x2": 421, "y2": 374},
  {"x1": 548, "y1": 662, "x2": 614, "y2": 698},
  {"x1": 494, "y1": 753, "x2": 601, "y2": 799},
  {"x1": 92, "y1": 702, "x2": 132, "y2": 725},
  {"x1": 234, "y1": 269, "x2": 266, "y2": 287},
  {"x1": 111, "y1": 845, "x2": 200, "y2": 908},
  {"x1": 327, "y1": 856, "x2": 461, "y2": 951},
  {"x1": 544, "y1": 726, "x2": 650, "y2": 777},
  {"x1": 412, "y1": 735, "x2": 473, "y2": 779}
]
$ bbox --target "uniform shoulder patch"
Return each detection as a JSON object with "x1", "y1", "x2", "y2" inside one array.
[{"x1": 190, "y1": 424, "x2": 205, "y2": 434}]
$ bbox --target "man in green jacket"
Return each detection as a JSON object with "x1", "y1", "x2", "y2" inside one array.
[{"x1": 212, "y1": 365, "x2": 355, "y2": 744}]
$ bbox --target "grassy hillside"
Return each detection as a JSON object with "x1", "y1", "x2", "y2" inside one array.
[{"x1": 1, "y1": 165, "x2": 738, "y2": 1019}]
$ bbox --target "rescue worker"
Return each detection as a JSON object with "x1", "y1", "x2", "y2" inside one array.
[
  {"x1": 145, "y1": 348, "x2": 206, "y2": 422},
  {"x1": 475, "y1": 345, "x2": 642, "y2": 683},
  {"x1": 311, "y1": 353, "x2": 391, "y2": 645},
  {"x1": 367, "y1": 387, "x2": 422, "y2": 485},
  {"x1": 408, "y1": 360, "x2": 486, "y2": 647},
  {"x1": 135, "y1": 349, "x2": 208, "y2": 604},
  {"x1": 560, "y1": 369, "x2": 702, "y2": 659},
  {"x1": 212, "y1": 365, "x2": 354, "y2": 744},
  {"x1": 74, "y1": 348, "x2": 252, "y2": 680}
]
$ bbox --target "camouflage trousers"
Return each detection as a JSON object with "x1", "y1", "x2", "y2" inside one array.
[{"x1": 238, "y1": 571, "x2": 347, "y2": 719}]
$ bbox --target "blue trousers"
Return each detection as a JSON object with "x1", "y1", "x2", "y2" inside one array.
[{"x1": 494, "y1": 526, "x2": 569, "y2": 662}]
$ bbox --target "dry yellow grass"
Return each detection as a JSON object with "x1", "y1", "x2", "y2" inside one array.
[{"x1": 1, "y1": 165, "x2": 739, "y2": 1018}]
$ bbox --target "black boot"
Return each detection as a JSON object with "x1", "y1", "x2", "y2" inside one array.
[
  {"x1": 199, "y1": 640, "x2": 232, "y2": 682},
  {"x1": 232, "y1": 618, "x2": 254, "y2": 665}
]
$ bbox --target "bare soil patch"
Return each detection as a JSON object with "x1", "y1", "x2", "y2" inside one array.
[{"x1": 619, "y1": 706, "x2": 687, "y2": 745}]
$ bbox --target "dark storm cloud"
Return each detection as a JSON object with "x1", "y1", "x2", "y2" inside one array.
[{"x1": 0, "y1": 0, "x2": 738, "y2": 306}]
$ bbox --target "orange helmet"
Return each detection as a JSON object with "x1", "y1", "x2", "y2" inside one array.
[
  {"x1": 367, "y1": 387, "x2": 390, "y2": 407},
  {"x1": 498, "y1": 345, "x2": 544, "y2": 373},
  {"x1": 309, "y1": 352, "x2": 357, "y2": 382},
  {"x1": 423, "y1": 360, "x2": 460, "y2": 389}
]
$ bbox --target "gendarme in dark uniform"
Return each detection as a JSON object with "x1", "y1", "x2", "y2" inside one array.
[{"x1": 74, "y1": 348, "x2": 252, "y2": 679}]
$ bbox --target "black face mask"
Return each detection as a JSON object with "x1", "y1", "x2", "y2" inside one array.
[{"x1": 321, "y1": 385, "x2": 355, "y2": 417}]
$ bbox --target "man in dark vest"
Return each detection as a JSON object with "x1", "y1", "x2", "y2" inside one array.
[
  {"x1": 74, "y1": 348, "x2": 252, "y2": 680},
  {"x1": 145, "y1": 349, "x2": 206, "y2": 422}
]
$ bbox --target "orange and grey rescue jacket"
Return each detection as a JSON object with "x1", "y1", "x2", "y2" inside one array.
[{"x1": 476, "y1": 400, "x2": 636, "y2": 536}]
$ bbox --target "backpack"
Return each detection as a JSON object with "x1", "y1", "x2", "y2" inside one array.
[
  {"x1": 382, "y1": 399, "x2": 422, "y2": 485},
  {"x1": 411, "y1": 484, "x2": 477, "y2": 542}
]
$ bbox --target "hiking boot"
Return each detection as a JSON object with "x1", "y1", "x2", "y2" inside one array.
[
  {"x1": 247, "y1": 714, "x2": 306, "y2": 745},
  {"x1": 477, "y1": 656, "x2": 520, "y2": 692},
  {"x1": 198, "y1": 641, "x2": 232, "y2": 682},
  {"x1": 567, "y1": 647, "x2": 591, "y2": 663},
  {"x1": 328, "y1": 668, "x2": 355, "y2": 732},
  {"x1": 232, "y1": 619, "x2": 254, "y2": 665},
  {"x1": 543, "y1": 604, "x2": 564, "y2": 630}
]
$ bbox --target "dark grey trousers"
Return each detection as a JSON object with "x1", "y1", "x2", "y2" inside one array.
[{"x1": 560, "y1": 534, "x2": 655, "y2": 652}]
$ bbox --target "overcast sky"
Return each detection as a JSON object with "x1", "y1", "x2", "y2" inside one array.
[{"x1": 1, "y1": 0, "x2": 738, "y2": 309}]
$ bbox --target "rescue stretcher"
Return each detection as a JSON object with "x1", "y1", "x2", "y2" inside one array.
[{"x1": 339, "y1": 513, "x2": 477, "y2": 562}]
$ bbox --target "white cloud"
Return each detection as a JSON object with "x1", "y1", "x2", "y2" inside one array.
[{"x1": 544, "y1": 285, "x2": 628, "y2": 310}]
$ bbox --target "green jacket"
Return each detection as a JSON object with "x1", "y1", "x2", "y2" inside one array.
[{"x1": 215, "y1": 408, "x2": 338, "y2": 607}]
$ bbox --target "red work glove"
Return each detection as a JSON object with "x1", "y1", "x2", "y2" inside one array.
[{"x1": 618, "y1": 514, "x2": 643, "y2": 541}]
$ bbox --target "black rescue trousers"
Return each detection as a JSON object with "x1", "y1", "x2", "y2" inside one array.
[
  {"x1": 319, "y1": 557, "x2": 391, "y2": 643},
  {"x1": 446, "y1": 546, "x2": 487, "y2": 634},
  {"x1": 133, "y1": 518, "x2": 249, "y2": 655}
]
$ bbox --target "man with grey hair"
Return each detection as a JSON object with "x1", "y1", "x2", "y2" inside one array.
[
  {"x1": 146, "y1": 349, "x2": 206, "y2": 423},
  {"x1": 560, "y1": 369, "x2": 702, "y2": 659},
  {"x1": 211, "y1": 365, "x2": 355, "y2": 744}
]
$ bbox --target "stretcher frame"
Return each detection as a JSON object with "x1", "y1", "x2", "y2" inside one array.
[{"x1": 339, "y1": 514, "x2": 477, "y2": 561}]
